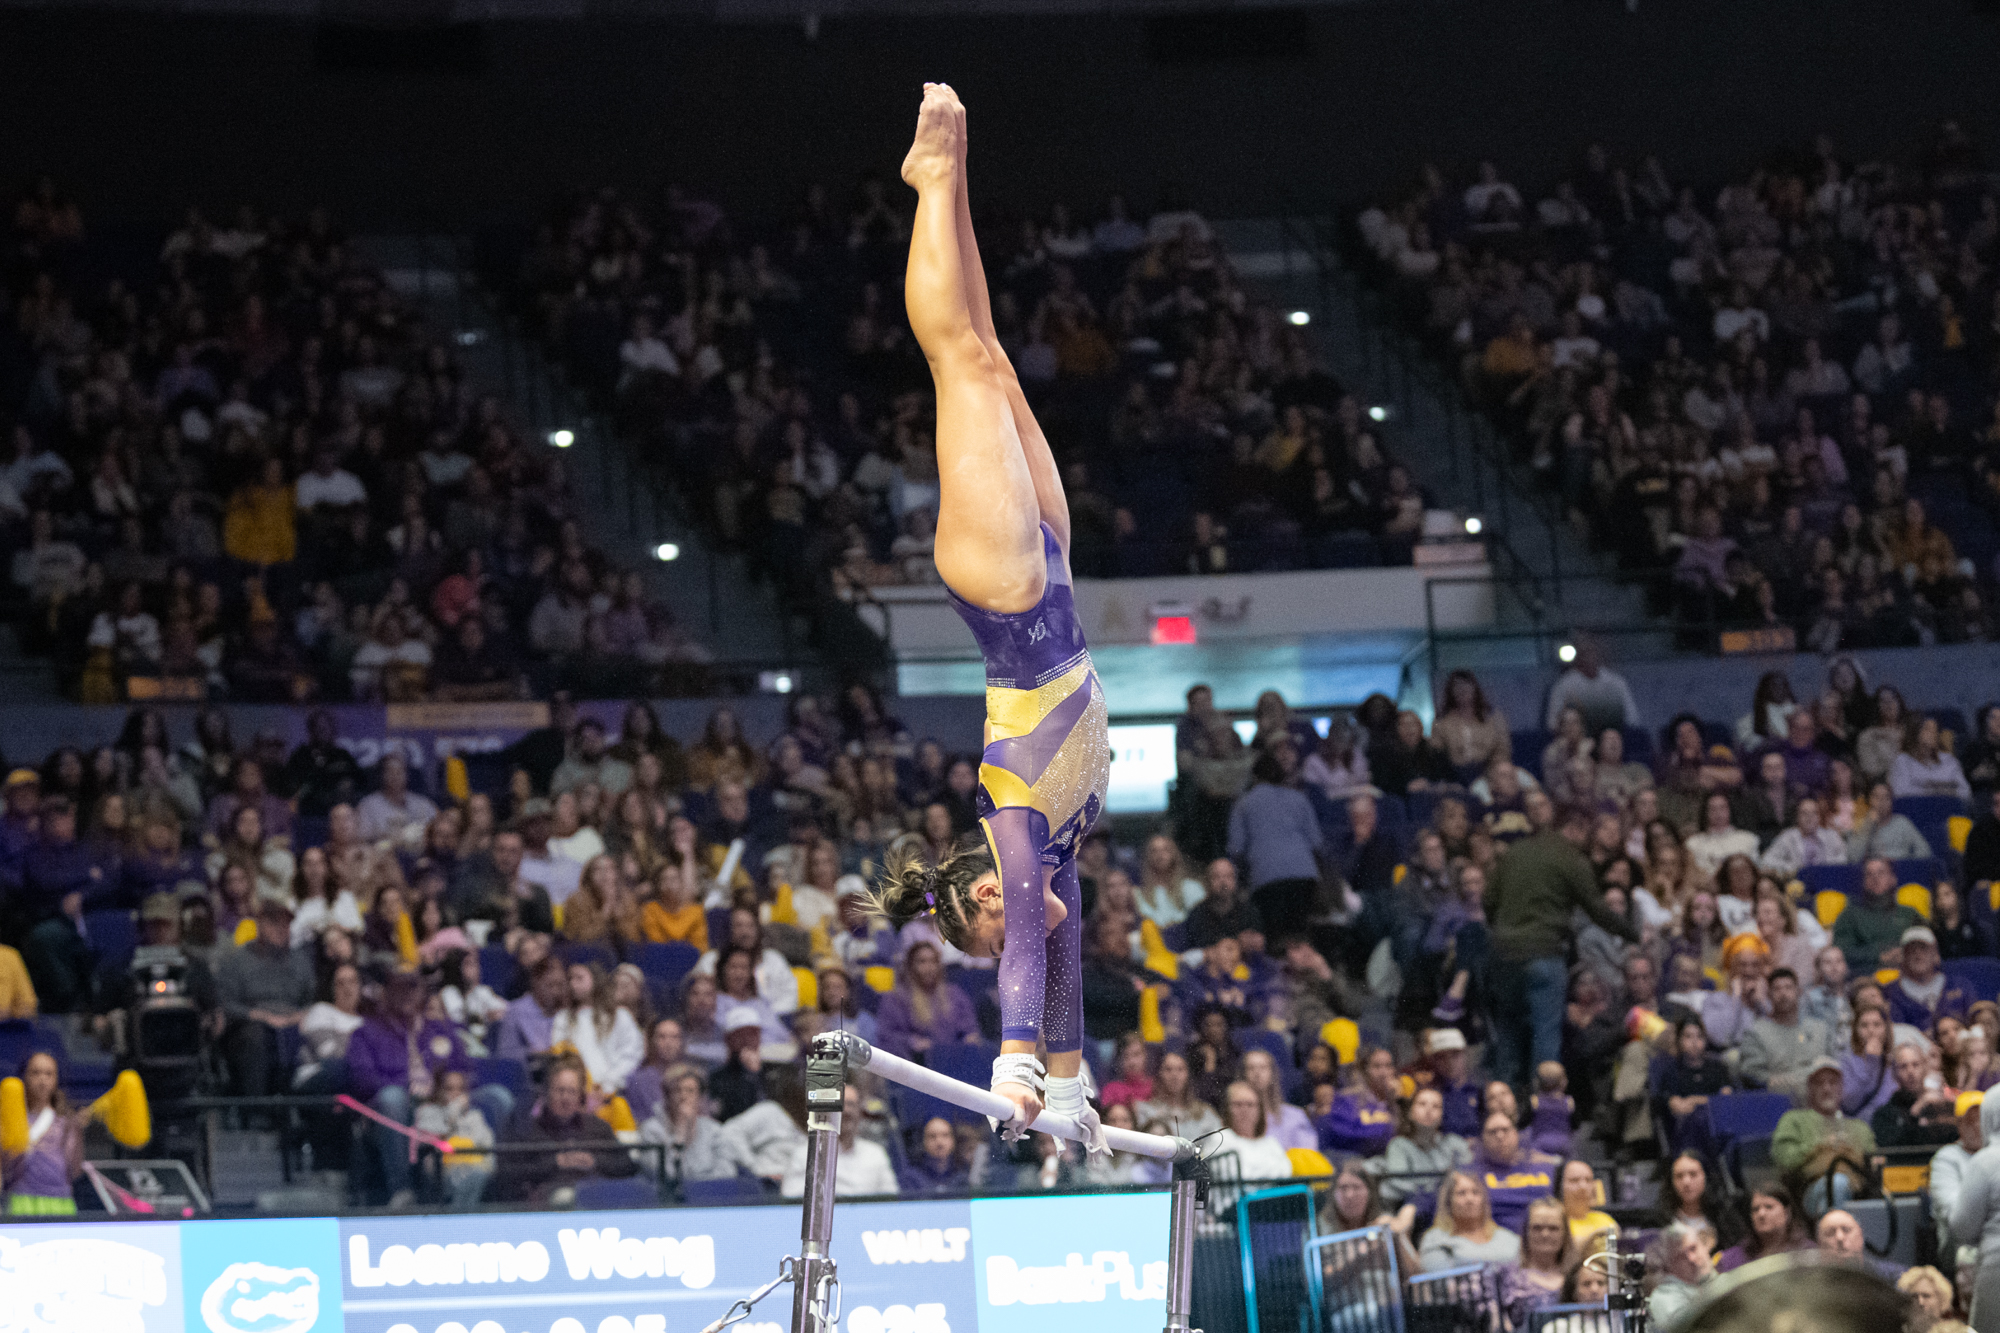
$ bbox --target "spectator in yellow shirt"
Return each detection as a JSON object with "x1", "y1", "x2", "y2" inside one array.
[
  {"x1": 640, "y1": 861, "x2": 709, "y2": 950},
  {"x1": 222, "y1": 458, "x2": 297, "y2": 566}
]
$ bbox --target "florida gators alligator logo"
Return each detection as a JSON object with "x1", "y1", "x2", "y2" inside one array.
[{"x1": 199, "y1": 1263, "x2": 320, "y2": 1333}]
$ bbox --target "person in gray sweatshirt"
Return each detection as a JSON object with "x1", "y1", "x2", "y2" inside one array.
[
  {"x1": 1933, "y1": 1089, "x2": 1987, "y2": 1263},
  {"x1": 1948, "y1": 1091, "x2": 2000, "y2": 1331},
  {"x1": 1380, "y1": 1086, "x2": 1473, "y2": 1208}
]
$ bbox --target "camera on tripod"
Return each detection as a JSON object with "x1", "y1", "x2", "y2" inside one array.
[{"x1": 129, "y1": 943, "x2": 204, "y2": 1097}]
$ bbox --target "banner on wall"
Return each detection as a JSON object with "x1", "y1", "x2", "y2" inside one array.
[{"x1": 0, "y1": 1193, "x2": 1171, "y2": 1333}]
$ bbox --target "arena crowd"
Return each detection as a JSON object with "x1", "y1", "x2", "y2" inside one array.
[{"x1": 0, "y1": 184, "x2": 704, "y2": 706}]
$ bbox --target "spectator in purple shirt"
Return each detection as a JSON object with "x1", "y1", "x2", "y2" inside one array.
[
  {"x1": 875, "y1": 942, "x2": 978, "y2": 1062},
  {"x1": 493, "y1": 957, "x2": 566, "y2": 1062},
  {"x1": 203, "y1": 757, "x2": 293, "y2": 843},
  {"x1": 1762, "y1": 708, "x2": 1831, "y2": 796},
  {"x1": 349, "y1": 970, "x2": 510, "y2": 1206},
  {"x1": 1319, "y1": 1045, "x2": 1402, "y2": 1158},
  {"x1": 1470, "y1": 1110, "x2": 1560, "y2": 1233}
]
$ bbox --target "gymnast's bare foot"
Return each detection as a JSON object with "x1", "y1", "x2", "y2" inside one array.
[{"x1": 901, "y1": 82, "x2": 963, "y2": 192}]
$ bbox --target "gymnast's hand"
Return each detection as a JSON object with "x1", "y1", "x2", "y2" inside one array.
[
  {"x1": 994, "y1": 1081, "x2": 1043, "y2": 1134},
  {"x1": 991, "y1": 1052, "x2": 1047, "y2": 1140}
]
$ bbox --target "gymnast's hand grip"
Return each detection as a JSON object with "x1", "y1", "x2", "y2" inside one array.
[
  {"x1": 990, "y1": 1053, "x2": 1045, "y2": 1140},
  {"x1": 1044, "y1": 1075, "x2": 1109, "y2": 1156}
]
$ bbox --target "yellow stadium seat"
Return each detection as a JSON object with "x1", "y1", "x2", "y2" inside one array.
[
  {"x1": 1138, "y1": 919, "x2": 1180, "y2": 980},
  {"x1": 1784, "y1": 879, "x2": 1805, "y2": 901},
  {"x1": 1952, "y1": 817, "x2": 1974, "y2": 855},
  {"x1": 767, "y1": 883, "x2": 799, "y2": 925},
  {"x1": 1139, "y1": 987, "x2": 1166, "y2": 1043},
  {"x1": 596, "y1": 1096, "x2": 636, "y2": 1134},
  {"x1": 233, "y1": 918, "x2": 258, "y2": 947},
  {"x1": 1815, "y1": 891, "x2": 1848, "y2": 929},
  {"x1": 1322, "y1": 1018, "x2": 1360, "y2": 1065},
  {"x1": 1392, "y1": 864, "x2": 1407, "y2": 886},
  {"x1": 1288, "y1": 1147, "x2": 1335, "y2": 1177},
  {"x1": 1991, "y1": 882, "x2": 2000, "y2": 915},
  {"x1": 1876, "y1": 969, "x2": 1901, "y2": 986},
  {"x1": 445, "y1": 755, "x2": 470, "y2": 803},
  {"x1": 1899, "y1": 884, "x2": 1932, "y2": 920},
  {"x1": 793, "y1": 966, "x2": 818, "y2": 1010},
  {"x1": 864, "y1": 965, "x2": 896, "y2": 994}
]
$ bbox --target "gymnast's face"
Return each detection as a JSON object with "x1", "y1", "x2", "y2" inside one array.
[{"x1": 959, "y1": 872, "x2": 1064, "y2": 959}]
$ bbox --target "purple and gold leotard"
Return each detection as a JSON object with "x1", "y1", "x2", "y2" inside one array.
[{"x1": 945, "y1": 522, "x2": 1110, "y2": 1052}]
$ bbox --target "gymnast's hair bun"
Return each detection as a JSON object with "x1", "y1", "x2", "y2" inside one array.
[{"x1": 858, "y1": 831, "x2": 993, "y2": 947}]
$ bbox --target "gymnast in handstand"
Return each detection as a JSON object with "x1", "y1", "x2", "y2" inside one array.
[{"x1": 861, "y1": 83, "x2": 1111, "y2": 1150}]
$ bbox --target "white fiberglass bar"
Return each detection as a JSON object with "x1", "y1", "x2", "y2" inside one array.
[{"x1": 821, "y1": 1031, "x2": 1194, "y2": 1162}]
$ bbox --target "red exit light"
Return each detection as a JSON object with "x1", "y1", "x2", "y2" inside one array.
[{"x1": 1151, "y1": 615, "x2": 1197, "y2": 645}]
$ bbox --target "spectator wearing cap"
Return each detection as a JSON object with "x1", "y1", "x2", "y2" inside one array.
[
  {"x1": 202, "y1": 758, "x2": 293, "y2": 843},
  {"x1": 1931, "y1": 1090, "x2": 1986, "y2": 1257},
  {"x1": 1773, "y1": 1056, "x2": 1877, "y2": 1212},
  {"x1": 550, "y1": 720, "x2": 634, "y2": 797},
  {"x1": 0, "y1": 769, "x2": 41, "y2": 890},
  {"x1": 1739, "y1": 966, "x2": 1835, "y2": 1096},
  {"x1": 780, "y1": 1083, "x2": 898, "y2": 1199},
  {"x1": 1886, "y1": 926, "x2": 1970, "y2": 1030},
  {"x1": 348, "y1": 970, "x2": 501, "y2": 1207},
  {"x1": 1833, "y1": 856, "x2": 1923, "y2": 975},
  {"x1": 19, "y1": 795, "x2": 116, "y2": 1012},
  {"x1": 1426, "y1": 1027, "x2": 1483, "y2": 1137},
  {"x1": 213, "y1": 895, "x2": 316, "y2": 1101},
  {"x1": 708, "y1": 1008, "x2": 771, "y2": 1121},
  {"x1": 356, "y1": 754, "x2": 438, "y2": 850},
  {"x1": 507, "y1": 1054, "x2": 639, "y2": 1205}
]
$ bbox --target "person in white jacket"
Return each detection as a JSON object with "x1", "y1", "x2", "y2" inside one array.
[
  {"x1": 548, "y1": 963, "x2": 643, "y2": 1093},
  {"x1": 694, "y1": 906, "x2": 801, "y2": 1015},
  {"x1": 723, "y1": 1072, "x2": 809, "y2": 1183},
  {"x1": 781, "y1": 1084, "x2": 899, "y2": 1198},
  {"x1": 1760, "y1": 798, "x2": 1849, "y2": 879},
  {"x1": 1949, "y1": 1091, "x2": 2000, "y2": 1330}
]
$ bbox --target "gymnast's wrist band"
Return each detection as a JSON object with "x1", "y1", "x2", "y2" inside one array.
[
  {"x1": 991, "y1": 1053, "x2": 1046, "y2": 1097},
  {"x1": 1041, "y1": 1073, "x2": 1086, "y2": 1115}
]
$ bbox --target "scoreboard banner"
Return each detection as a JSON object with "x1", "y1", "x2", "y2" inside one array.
[{"x1": 0, "y1": 1191, "x2": 1169, "y2": 1333}]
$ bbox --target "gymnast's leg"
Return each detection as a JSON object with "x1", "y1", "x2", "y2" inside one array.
[
  {"x1": 950, "y1": 111, "x2": 1070, "y2": 554},
  {"x1": 902, "y1": 82, "x2": 1045, "y2": 615}
]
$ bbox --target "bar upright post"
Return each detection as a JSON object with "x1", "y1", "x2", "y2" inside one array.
[
  {"x1": 1163, "y1": 1150, "x2": 1209, "y2": 1333},
  {"x1": 792, "y1": 1035, "x2": 846, "y2": 1333}
]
